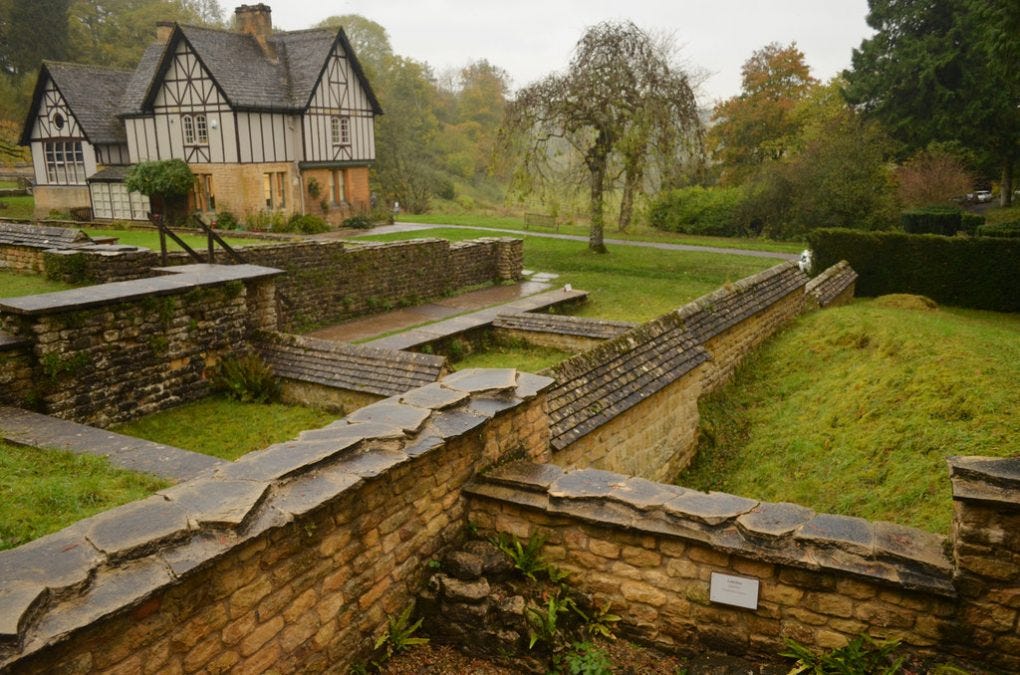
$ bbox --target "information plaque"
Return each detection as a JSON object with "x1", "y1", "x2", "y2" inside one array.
[{"x1": 709, "y1": 572, "x2": 760, "y2": 610}]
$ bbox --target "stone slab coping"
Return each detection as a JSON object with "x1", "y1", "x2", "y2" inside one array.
[
  {"x1": 0, "y1": 406, "x2": 223, "y2": 482},
  {"x1": 0, "y1": 369, "x2": 553, "y2": 665},
  {"x1": 0, "y1": 332, "x2": 30, "y2": 351},
  {"x1": 806, "y1": 260, "x2": 858, "y2": 308},
  {"x1": 493, "y1": 313, "x2": 635, "y2": 340},
  {"x1": 466, "y1": 462, "x2": 957, "y2": 597},
  {"x1": 949, "y1": 455, "x2": 1020, "y2": 508},
  {"x1": 0, "y1": 222, "x2": 90, "y2": 249},
  {"x1": 364, "y1": 288, "x2": 588, "y2": 352},
  {"x1": 0, "y1": 264, "x2": 284, "y2": 315}
]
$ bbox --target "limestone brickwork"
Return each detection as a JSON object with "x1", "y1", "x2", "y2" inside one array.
[
  {"x1": 0, "y1": 245, "x2": 45, "y2": 273},
  {"x1": 279, "y1": 379, "x2": 382, "y2": 414},
  {"x1": 0, "y1": 370, "x2": 554, "y2": 673},
  {"x1": 552, "y1": 369, "x2": 702, "y2": 482},
  {"x1": 0, "y1": 264, "x2": 282, "y2": 426},
  {"x1": 0, "y1": 334, "x2": 33, "y2": 407},
  {"x1": 31, "y1": 185, "x2": 91, "y2": 218},
  {"x1": 300, "y1": 166, "x2": 371, "y2": 225},
  {"x1": 194, "y1": 162, "x2": 298, "y2": 220},
  {"x1": 466, "y1": 461, "x2": 1017, "y2": 670}
]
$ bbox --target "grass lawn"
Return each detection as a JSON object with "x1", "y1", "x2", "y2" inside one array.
[
  {"x1": 358, "y1": 228, "x2": 776, "y2": 323},
  {"x1": 981, "y1": 203, "x2": 1020, "y2": 225},
  {"x1": 678, "y1": 298, "x2": 1020, "y2": 533},
  {"x1": 450, "y1": 338, "x2": 571, "y2": 373},
  {"x1": 0, "y1": 195, "x2": 35, "y2": 219},
  {"x1": 400, "y1": 213, "x2": 805, "y2": 254},
  {"x1": 0, "y1": 270, "x2": 78, "y2": 298},
  {"x1": 112, "y1": 395, "x2": 340, "y2": 461},
  {"x1": 0, "y1": 440, "x2": 169, "y2": 550},
  {"x1": 81, "y1": 227, "x2": 279, "y2": 252}
]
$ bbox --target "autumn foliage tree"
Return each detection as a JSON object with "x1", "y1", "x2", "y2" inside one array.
[
  {"x1": 895, "y1": 149, "x2": 973, "y2": 208},
  {"x1": 709, "y1": 43, "x2": 817, "y2": 185},
  {"x1": 502, "y1": 21, "x2": 700, "y2": 252}
]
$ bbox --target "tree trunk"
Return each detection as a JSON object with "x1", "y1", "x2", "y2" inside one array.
[
  {"x1": 618, "y1": 165, "x2": 642, "y2": 231},
  {"x1": 586, "y1": 130, "x2": 611, "y2": 254},
  {"x1": 1002, "y1": 159, "x2": 1014, "y2": 208}
]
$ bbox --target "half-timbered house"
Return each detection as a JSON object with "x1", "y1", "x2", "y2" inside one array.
[{"x1": 20, "y1": 4, "x2": 381, "y2": 224}]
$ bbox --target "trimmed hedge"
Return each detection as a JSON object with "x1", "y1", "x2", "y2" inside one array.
[
  {"x1": 808, "y1": 228, "x2": 1020, "y2": 312},
  {"x1": 900, "y1": 207, "x2": 961, "y2": 235},
  {"x1": 976, "y1": 221, "x2": 1020, "y2": 238}
]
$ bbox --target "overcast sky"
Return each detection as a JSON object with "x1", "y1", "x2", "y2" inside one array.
[{"x1": 265, "y1": 1, "x2": 874, "y2": 105}]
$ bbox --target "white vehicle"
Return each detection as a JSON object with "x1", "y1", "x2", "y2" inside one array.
[{"x1": 976, "y1": 190, "x2": 994, "y2": 203}]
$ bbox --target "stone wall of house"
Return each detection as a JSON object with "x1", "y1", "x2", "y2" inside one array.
[
  {"x1": 0, "y1": 265, "x2": 280, "y2": 427},
  {"x1": 0, "y1": 244, "x2": 45, "y2": 273},
  {"x1": 31, "y1": 185, "x2": 91, "y2": 219},
  {"x1": 0, "y1": 370, "x2": 554, "y2": 673},
  {"x1": 40, "y1": 237, "x2": 524, "y2": 331},
  {"x1": 466, "y1": 460, "x2": 1019, "y2": 670},
  {"x1": 299, "y1": 166, "x2": 372, "y2": 225},
  {"x1": 551, "y1": 368, "x2": 703, "y2": 483}
]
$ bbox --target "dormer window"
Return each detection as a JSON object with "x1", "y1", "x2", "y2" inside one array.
[
  {"x1": 331, "y1": 116, "x2": 350, "y2": 146},
  {"x1": 182, "y1": 114, "x2": 208, "y2": 145}
]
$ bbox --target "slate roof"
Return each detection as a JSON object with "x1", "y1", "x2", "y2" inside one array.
[
  {"x1": 675, "y1": 262, "x2": 808, "y2": 344},
  {"x1": 493, "y1": 313, "x2": 635, "y2": 340},
  {"x1": 546, "y1": 312, "x2": 709, "y2": 451},
  {"x1": 20, "y1": 62, "x2": 133, "y2": 145},
  {"x1": 0, "y1": 222, "x2": 91, "y2": 249},
  {"x1": 257, "y1": 332, "x2": 447, "y2": 398},
  {"x1": 123, "y1": 25, "x2": 382, "y2": 115},
  {"x1": 806, "y1": 260, "x2": 858, "y2": 308}
]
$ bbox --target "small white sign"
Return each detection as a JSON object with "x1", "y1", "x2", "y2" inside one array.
[{"x1": 709, "y1": 572, "x2": 760, "y2": 610}]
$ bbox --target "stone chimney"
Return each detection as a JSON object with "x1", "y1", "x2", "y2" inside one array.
[
  {"x1": 234, "y1": 4, "x2": 276, "y2": 61},
  {"x1": 155, "y1": 20, "x2": 175, "y2": 43}
]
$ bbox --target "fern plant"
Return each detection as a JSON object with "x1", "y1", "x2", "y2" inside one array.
[
  {"x1": 493, "y1": 532, "x2": 549, "y2": 581},
  {"x1": 373, "y1": 604, "x2": 429, "y2": 662},
  {"x1": 210, "y1": 353, "x2": 281, "y2": 403},
  {"x1": 781, "y1": 634, "x2": 905, "y2": 674}
]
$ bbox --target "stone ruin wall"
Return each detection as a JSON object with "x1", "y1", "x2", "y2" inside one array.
[
  {"x1": 0, "y1": 372, "x2": 553, "y2": 674},
  {"x1": 0, "y1": 244, "x2": 45, "y2": 273},
  {"x1": 34, "y1": 236, "x2": 524, "y2": 331},
  {"x1": 551, "y1": 369, "x2": 702, "y2": 484},
  {"x1": 465, "y1": 458, "x2": 1020, "y2": 671},
  {"x1": 0, "y1": 266, "x2": 279, "y2": 427}
]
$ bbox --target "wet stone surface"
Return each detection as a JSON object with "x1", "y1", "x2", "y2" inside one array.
[
  {"x1": 345, "y1": 402, "x2": 431, "y2": 433},
  {"x1": 443, "y1": 368, "x2": 519, "y2": 394},
  {"x1": 400, "y1": 383, "x2": 470, "y2": 410},
  {"x1": 161, "y1": 479, "x2": 269, "y2": 529},
  {"x1": 796, "y1": 513, "x2": 875, "y2": 556},
  {"x1": 548, "y1": 468, "x2": 627, "y2": 500},
  {"x1": 85, "y1": 497, "x2": 190, "y2": 561},
  {"x1": 486, "y1": 461, "x2": 565, "y2": 491},
  {"x1": 0, "y1": 527, "x2": 101, "y2": 589},
  {"x1": 737, "y1": 502, "x2": 815, "y2": 539},
  {"x1": 664, "y1": 491, "x2": 759, "y2": 526}
]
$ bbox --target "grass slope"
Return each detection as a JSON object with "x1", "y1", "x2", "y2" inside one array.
[
  {"x1": 0, "y1": 441, "x2": 169, "y2": 550},
  {"x1": 400, "y1": 213, "x2": 805, "y2": 254},
  {"x1": 359, "y1": 228, "x2": 776, "y2": 323},
  {"x1": 0, "y1": 270, "x2": 77, "y2": 298},
  {"x1": 0, "y1": 195, "x2": 35, "y2": 219},
  {"x1": 680, "y1": 299, "x2": 1020, "y2": 533},
  {"x1": 112, "y1": 396, "x2": 339, "y2": 461},
  {"x1": 451, "y1": 340, "x2": 571, "y2": 373}
]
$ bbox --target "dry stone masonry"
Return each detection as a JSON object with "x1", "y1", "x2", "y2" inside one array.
[
  {"x1": 0, "y1": 222, "x2": 92, "y2": 272},
  {"x1": 492, "y1": 312, "x2": 635, "y2": 352}
]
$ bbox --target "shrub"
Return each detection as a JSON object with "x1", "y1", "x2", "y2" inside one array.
[
  {"x1": 210, "y1": 354, "x2": 281, "y2": 403},
  {"x1": 286, "y1": 214, "x2": 329, "y2": 234},
  {"x1": 647, "y1": 186, "x2": 746, "y2": 237},
  {"x1": 976, "y1": 221, "x2": 1020, "y2": 238},
  {"x1": 781, "y1": 634, "x2": 905, "y2": 674},
  {"x1": 807, "y1": 227, "x2": 1020, "y2": 311},
  {"x1": 214, "y1": 211, "x2": 239, "y2": 230},
  {"x1": 899, "y1": 207, "x2": 962, "y2": 235},
  {"x1": 342, "y1": 215, "x2": 373, "y2": 229},
  {"x1": 245, "y1": 211, "x2": 286, "y2": 232}
]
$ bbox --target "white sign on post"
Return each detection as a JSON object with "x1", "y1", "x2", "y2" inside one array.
[{"x1": 709, "y1": 572, "x2": 760, "y2": 610}]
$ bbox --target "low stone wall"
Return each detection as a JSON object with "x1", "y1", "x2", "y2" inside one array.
[
  {"x1": 466, "y1": 460, "x2": 1019, "y2": 670},
  {"x1": 676, "y1": 262, "x2": 807, "y2": 394},
  {"x1": 0, "y1": 265, "x2": 280, "y2": 427},
  {"x1": 257, "y1": 331, "x2": 449, "y2": 415},
  {"x1": 806, "y1": 260, "x2": 858, "y2": 309},
  {"x1": 0, "y1": 370, "x2": 553, "y2": 673},
  {"x1": 41, "y1": 236, "x2": 525, "y2": 331},
  {"x1": 492, "y1": 313, "x2": 634, "y2": 353},
  {"x1": 0, "y1": 333, "x2": 33, "y2": 407},
  {"x1": 0, "y1": 244, "x2": 45, "y2": 273}
]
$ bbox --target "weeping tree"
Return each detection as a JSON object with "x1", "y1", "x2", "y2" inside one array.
[
  {"x1": 501, "y1": 21, "x2": 701, "y2": 251},
  {"x1": 125, "y1": 159, "x2": 194, "y2": 225}
]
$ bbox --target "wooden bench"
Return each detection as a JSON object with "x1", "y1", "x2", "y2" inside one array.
[{"x1": 524, "y1": 213, "x2": 558, "y2": 231}]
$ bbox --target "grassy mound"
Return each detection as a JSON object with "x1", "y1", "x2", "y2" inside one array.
[
  {"x1": 679, "y1": 299, "x2": 1020, "y2": 533},
  {"x1": 872, "y1": 294, "x2": 938, "y2": 311}
]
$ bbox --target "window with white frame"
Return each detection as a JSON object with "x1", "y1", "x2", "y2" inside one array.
[
  {"x1": 182, "y1": 114, "x2": 208, "y2": 145},
  {"x1": 44, "y1": 141, "x2": 86, "y2": 185},
  {"x1": 331, "y1": 116, "x2": 351, "y2": 146}
]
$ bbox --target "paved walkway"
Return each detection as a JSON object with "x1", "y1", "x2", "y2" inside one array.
[
  {"x1": 0, "y1": 406, "x2": 223, "y2": 482},
  {"x1": 309, "y1": 279, "x2": 587, "y2": 351},
  {"x1": 332, "y1": 221, "x2": 798, "y2": 261}
]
